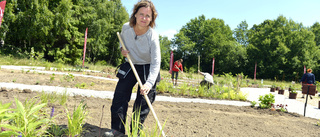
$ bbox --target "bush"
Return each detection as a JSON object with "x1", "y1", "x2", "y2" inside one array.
[{"x1": 258, "y1": 93, "x2": 275, "y2": 109}]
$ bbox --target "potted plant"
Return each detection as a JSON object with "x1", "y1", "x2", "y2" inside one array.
[
  {"x1": 270, "y1": 83, "x2": 276, "y2": 92},
  {"x1": 278, "y1": 83, "x2": 285, "y2": 95},
  {"x1": 289, "y1": 84, "x2": 298, "y2": 99}
]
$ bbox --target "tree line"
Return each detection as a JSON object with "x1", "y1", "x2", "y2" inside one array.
[
  {"x1": 0, "y1": 0, "x2": 320, "y2": 81},
  {"x1": 173, "y1": 15, "x2": 320, "y2": 81},
  {"x1": 0, "y1": 0, "x2": 128, "y2": 66}
]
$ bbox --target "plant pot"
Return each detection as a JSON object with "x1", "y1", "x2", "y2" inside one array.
[
  {"x1": 302, "y1": 84, "x2": 317, "y2": 95},
  {"x1": 278, "y1": 89, "x2": 284, "y2": 95},
  {"x1": 288, "y1": 88, "x2": 292, "y2": 91},
  {"x1": 275, "y1": 87, "x2": 279, "y2": 91},
  {"x1": 270, "y1": 88, "x2": 275, "y2": 92},
  {"x1": 289, "y1": 92, "x2": 297, "y2": 99}
]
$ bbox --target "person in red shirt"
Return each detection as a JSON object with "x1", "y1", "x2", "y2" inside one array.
[{"x1": 172, "y1": 59, "x2": 183, "y2": 86}]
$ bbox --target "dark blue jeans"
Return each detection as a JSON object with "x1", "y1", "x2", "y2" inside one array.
[{"x1": 111, "y1": 64, "x2": 157, "y2": 134}]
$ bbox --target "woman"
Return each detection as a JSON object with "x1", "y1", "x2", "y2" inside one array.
[
  {"x1": 104, "y1": 0, "x2": 160, "y2": 136},
  {"x1": 171, "y1": 59, "x2": 183, "y2": 86},
  {"x1": 300, "y1": 69, "x2": 316, "y2": 98}
]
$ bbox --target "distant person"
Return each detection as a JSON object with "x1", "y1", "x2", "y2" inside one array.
[
  {"x1": 300, "y1": 68, "x2": 316, "y2": 98},
  {"x1": 172, "y1": 59, "x2": 183, "y2": 86},
  {"x1": 198, "y1": 70, "x2": 214, "y2": 88}
]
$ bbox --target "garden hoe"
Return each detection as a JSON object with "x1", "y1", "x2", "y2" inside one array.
[{"x1": 116, "y1": 32, "x2": 166, "y2": 137}]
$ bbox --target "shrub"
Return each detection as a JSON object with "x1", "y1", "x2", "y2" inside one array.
[{"x1": 258, "y1": 93, "x2": 275, "y2": 109}]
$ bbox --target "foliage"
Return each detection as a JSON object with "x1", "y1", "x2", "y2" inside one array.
[
  {"x1": 258, "y1": 93, "x2": 275, "y2": 109},
  {"x1": 279, "y1": 83, "x2": 286, "y2": 90},
  {"x1": 65, "y1": 101, "x2": 88, "y2": 137},
  {"x1": 159, "y1": 35, "x2": 172, "y2": 70},
  {"x1": 0, "y1": 0, "x2": 128, "y2": 66},
  {"x1": 250, "y1": 101, "x2": 257, "y2": 107},
  {"x1": 173, "y1": 15, "x2": 247, "y2": 74},
  {"x1": 247, "y1": 16, "x2": 320, "y2": 81},
  {"x1": 156, "y1": 81, "x2": 168, "y2": 94},
  {"x1": 289, "y1": 84, "x2": 299, "y2": 94},
  {"x1": 0, "y1": 98, "x2": 51, "y2": 137}
]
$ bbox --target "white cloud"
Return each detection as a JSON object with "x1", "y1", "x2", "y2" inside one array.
[{"x1": 159, "y1": 29, "x2": 177, "y2": 40}]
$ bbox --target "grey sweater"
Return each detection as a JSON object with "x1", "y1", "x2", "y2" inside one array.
[{"x1": 120, "y1": 22, "x2": 161, "y2": 88}]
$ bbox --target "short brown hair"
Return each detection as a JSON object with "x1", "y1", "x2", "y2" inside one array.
[
  {"x1": 307, "y1": 69, "x2": 312, "y2": 73},
  {"x1": 129, "y1": 0, "x2": 158, "y2": 28}
]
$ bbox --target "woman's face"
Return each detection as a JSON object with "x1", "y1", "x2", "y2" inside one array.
[{"x1": 135, "y1": 7, "x2": 152, "y2": 28}]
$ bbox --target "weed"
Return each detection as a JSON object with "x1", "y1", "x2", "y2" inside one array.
[
  {"x1": 59, "y1": 90, "x2": 68, "y2": 106},
  {"x1": 50, "y1": 73, "x2": 55, "y2": 83},
  {"x1": 250, "y1": 101, "x2": 257, "y2": 107},
  {"x1": 75, "y1": 83, "x2": 87, "y2": 89},
  {"x1": 65, "y1": 101, "x2": 88, "y2": 136},
  {"x1": 64, "y1": 73, "x2": 75, "y2": 82}
]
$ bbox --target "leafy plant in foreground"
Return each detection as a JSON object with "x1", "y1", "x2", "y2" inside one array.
[{"x1": 1, "y1": 98, "x2": 51, "y2": 137}]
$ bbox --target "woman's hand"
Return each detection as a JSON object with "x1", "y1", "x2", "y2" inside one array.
[
  {"x1": 140, "y1": 84, "x2": 151, "y2": 95},
  {"x1": 121, "y1": 48, "x2": 129, "y2": 57}
]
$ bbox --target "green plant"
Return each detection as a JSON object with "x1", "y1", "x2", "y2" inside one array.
[
  {"x1": 156, "y1": 81, "x2": 168, "y2": 94},
  {"x1": 1, "y1": 98, "x2": 51, "y2": 137},
  {"x1": 12, "y1": 79, "x2": 16, "y2": 82},
  {"x1": 250, "y1": 101, "x2": 257, "y2": 107},
  {"x1": 289, "y1": 84, "x2": 298, "y2": 94},
  {"x1": 75, "y1": 83, "x2": 87, "y2": 89},
  {"x1": 271, "y1": 83, "x2": 276, "y2": 88},
  {"x1": 65, "y1": 101, "x2": 88, "y2": 136},
  {"x1": 59, "y1": 90, "x2": 68, "y2": 106},
  {"x1": 258, "y1": 93, "x2": 275, "y2": 109},
  {"x1": 47, "y1": 124, "x2": 66, "y2": 137},
  {"x1": 50, "y1": 73, "x2": 55, "y2": 83},
  {"x1": 64, "y1": 73, "x2": 75, "y2": 82},
  {"x1": 279, "y1": 83, "x2": 285, "y2": 90}
]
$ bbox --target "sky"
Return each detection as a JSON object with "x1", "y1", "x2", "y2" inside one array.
[{"x1": 121, "y1": 0, "x2": 320, "y2": 40}]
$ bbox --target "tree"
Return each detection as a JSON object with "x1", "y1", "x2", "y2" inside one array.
[
  {"x1": 233, "y1": 20, "x2": 249, "y2": 47},
  {"x1": 159, "y1": 35, "x2": 172, "y2": 70},
  {"x1": 173, "y1": 15, "x2": 246, "y2": 74},
  {"x1": 311, "y1": 22, "x2": 320, "y2": 46},
  {"x1": 247, "y1": 15, "x2": 320, "y2": 80},
  {"x1": 0, "y1": 0, "x2": 128, "y2": 66}
]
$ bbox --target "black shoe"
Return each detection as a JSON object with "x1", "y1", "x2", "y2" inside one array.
[
  {"x1": 302, "y1": 96, "x2": 305, "y2": 98},
  {"x1": 310, "y1": 96, "x2": 313, "y2": 99}
]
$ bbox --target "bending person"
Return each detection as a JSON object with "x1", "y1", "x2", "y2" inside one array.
[
  {"x1": 198, "y1": 70, "x2": 214, "y2": 88},
  {"x1": 171, "y1": 59, "x2": 183, "y2": 86}
]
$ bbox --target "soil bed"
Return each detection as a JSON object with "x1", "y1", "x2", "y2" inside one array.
[{"x1": 0, "y1": 68, "x2": 320, "y2": 136}]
